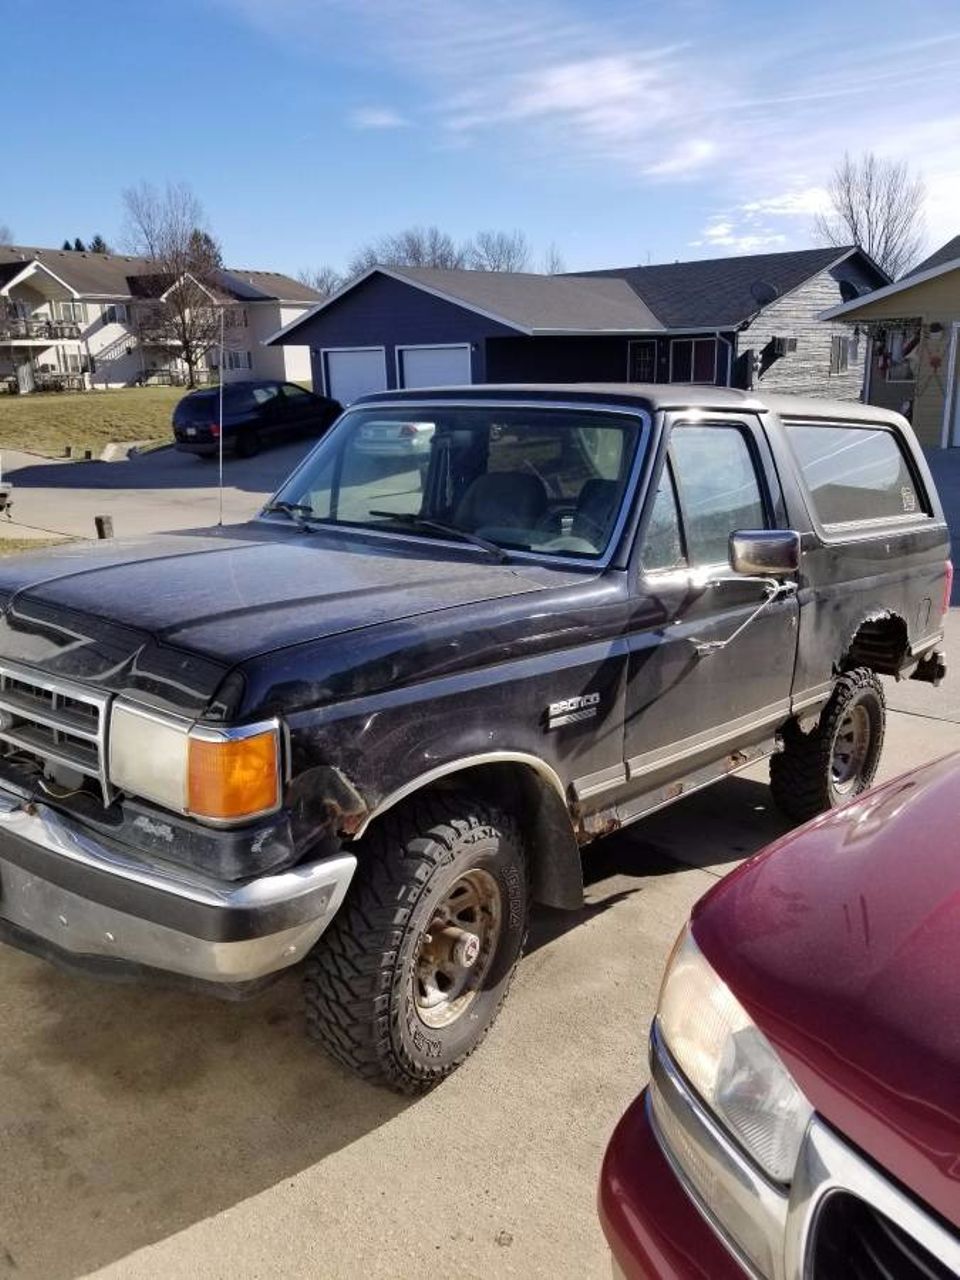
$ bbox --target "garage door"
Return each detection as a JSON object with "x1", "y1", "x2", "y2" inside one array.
[
  {"x1": 398, "y1": 345, "x2": 472, "y2": 389},
  {"x1": 324, "y1": 348, "x2": 387, "y2": 405}
]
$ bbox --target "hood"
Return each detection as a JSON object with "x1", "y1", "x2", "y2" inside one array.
[
  {"x1": 0, "y1": 523, "x2": 550, "y2": 715},
  {"x1": 692, "y1": 755, "x2": 960, "y2": 1230}
]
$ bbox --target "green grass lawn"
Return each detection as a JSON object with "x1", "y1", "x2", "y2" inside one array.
[{"x1": 0, "y1": 386, "x2": 181, "y2": 457}]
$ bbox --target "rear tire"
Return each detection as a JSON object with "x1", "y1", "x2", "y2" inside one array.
[
  {"x1": 770, "y1": 667, "x2": 885, "y2": 823},
  {"x1": 303, "y1": 794, "x2": 528, "y2": 1093}
]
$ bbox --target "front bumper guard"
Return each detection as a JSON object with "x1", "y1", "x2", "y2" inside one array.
[{"x1": 0, "y1": 787, "x2": 356, "y2": 986}]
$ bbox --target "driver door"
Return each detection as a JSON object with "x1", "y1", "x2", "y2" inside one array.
[{"x1": 619, "y1": 416, "x2": 799, "y2": 811}]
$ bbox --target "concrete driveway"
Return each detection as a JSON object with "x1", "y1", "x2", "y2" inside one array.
[
  {"x1": 2, "y1": 597, "x2": 959, "y2": 1278},
  {"x1": 1, "y1": 441, "x2": 316, "y2": 541}
]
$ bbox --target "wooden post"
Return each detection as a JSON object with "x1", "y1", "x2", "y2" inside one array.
[{"x1": 94, "y1": 515, "x2": 113, "y2": 539}]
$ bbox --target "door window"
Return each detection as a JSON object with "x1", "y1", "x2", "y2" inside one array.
[
  {"x1": 282, "y1": 383, "x2": 312, "y2": 402},
  {"x1": 641, "y1": 463, "x2": 685, "y2": 571},
  {"x1": 670, "y1": 425, "x2": 767, "y2": 566},
  {"x1": 629, "y1": 340, "x2": 657, "y2": 382}
]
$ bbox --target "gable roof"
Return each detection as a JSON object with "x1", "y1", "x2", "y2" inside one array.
[
  {"x1": 267, "y1": 263, "x2": 663, "y2": 344},
  {"x1": 573, "y1": 246, "x2": 872, "y2": 328},
  {"x1": 903, "y1": 234, "x2": 960, "y2": 279},
  {"x1": 269, "y1": 246, "x2": 884, "y2": 345},
  {"x1": 820, "y1": 237, "x2": 960, "y2": 321},
  {"x1": 387, "y1": 265, "x2": 662, "y2": 332},
  {"x1": 0, "y1": 245, "x2": 322, "y2": 305}
]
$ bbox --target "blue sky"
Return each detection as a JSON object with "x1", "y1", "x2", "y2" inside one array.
[{"x1": 4, "y1": 0, "x2": 959, "y2": 276}]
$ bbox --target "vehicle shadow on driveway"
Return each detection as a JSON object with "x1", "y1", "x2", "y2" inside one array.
[
  {"x1": 527, "y1": 774, "x2": 794, "y2": 958},
  {"x1": 0, "y1": 959, "x2": 411, "y2": 1280}
]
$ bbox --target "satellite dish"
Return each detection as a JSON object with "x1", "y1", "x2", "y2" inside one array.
[
  {"x1": 750, "y1": 280, "x2": 779, "y2": 308},
  {"x1": 839, "y1": 279, "x2": 862, "y2": 304}
]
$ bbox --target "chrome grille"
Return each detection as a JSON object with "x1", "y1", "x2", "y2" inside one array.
[{"x1": 0, "y1": 659, "x2": 112, "y2": 802}]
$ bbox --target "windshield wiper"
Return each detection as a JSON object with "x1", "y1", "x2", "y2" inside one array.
[
  {"x1": 262, "y1": 500, "x2": 317, "y2": 529},
  {"x1": 367, "y1": 510, "x2": 509, "y2": 563}
]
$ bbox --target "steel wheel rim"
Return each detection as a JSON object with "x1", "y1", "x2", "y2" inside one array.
[
  {"x1": 414, "y1": 868, "x2": 502, "y2": 1029},
  {"x1": 831, "y1": 703, "x2": 872, "y2": 792}
]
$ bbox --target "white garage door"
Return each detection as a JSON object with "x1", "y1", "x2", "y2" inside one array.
[
  {"x1": 399, "y1": 344, "x2": 472, "y2": 389},
  {"x1": 324, "y1": 348, "x2": 387, "y2": 405}
]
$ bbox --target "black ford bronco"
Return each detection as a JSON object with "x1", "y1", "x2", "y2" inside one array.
[{"x1": 0, "y1": 386, "x2": 949, "y2": 1092}]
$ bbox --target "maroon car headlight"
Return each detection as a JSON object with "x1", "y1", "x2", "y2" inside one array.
[{"x1": 656, "y1": 926, "x2": 813, "y2": 1184}]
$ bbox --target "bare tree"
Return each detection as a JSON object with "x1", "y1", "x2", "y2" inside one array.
[
  {"x1": 0, "y1": 224, "x2": 12, "y2": 247},
  {"x1": 540, "y1": 242, "x2": 566, "y2": 275},
  {"x1": 297, "y1": 265, "x2": 344, "y2": 299},
  {"x1": 347, "y1": 225, "x2": 467, "y2": 278},
  {"x1": 814, "y1": 151, "x2": 926, "y2": 279},
  {"x1": 123, "y1": 181, "x2": 224, "y2": 387},
  {"x1": 467, "y1": 229, "x2": 531, "y2": 272}
]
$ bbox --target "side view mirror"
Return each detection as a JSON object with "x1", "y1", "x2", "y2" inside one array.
[{"x1": 729, "y1": 529, "x2": 800, "y2": 577}]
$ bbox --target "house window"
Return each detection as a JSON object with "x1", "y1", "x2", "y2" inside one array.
[
  {"x1": 53, "y1": 300, "x2": 87, "y2": 324},
  {"x1": 224, "y1": 349, "x2": 253, "y2": 370},
  {"x1": 102, "y1": 303, "x2": 129, "y2": 325},
  {"x1": 670, "y1": 337, "x2": 716, "y2": 384},
  {"x1": 830, "y1": 335, "x2": 851, "y2": 375},
  {"x1": 629, "y1": 340, "x2": 657, "y2": 383},
  {"x1": 223, "y1": 307, "x2": 248, "y2": 328},
  {"x1": 882, "y1": 325, "x2": 920, "y2": 383}
]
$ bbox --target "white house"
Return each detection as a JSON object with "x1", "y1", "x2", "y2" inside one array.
[{"x1": 0, "y1": 245, "x2": 322, "y2": 393}]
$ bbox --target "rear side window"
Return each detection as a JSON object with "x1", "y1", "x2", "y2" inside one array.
[
  {"x1": 785, "y1": 423, "x2": 928, "y2": 527},
  {"x1": 670, "y1": 425, "x2": 767, "y2": 566}
]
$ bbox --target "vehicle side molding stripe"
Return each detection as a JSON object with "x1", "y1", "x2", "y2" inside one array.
[{"x1": 348, "y1": 751, "x2": 568, "y2": 840}]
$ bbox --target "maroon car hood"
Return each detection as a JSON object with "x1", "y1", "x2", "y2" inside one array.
[{"x1": 692, "y1": 754, "x2": 960, "y2": 1230}]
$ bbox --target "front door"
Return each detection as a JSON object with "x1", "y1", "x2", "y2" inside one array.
[{"x1": 619, "y1": 415, "x2": 798, "y2": 814}]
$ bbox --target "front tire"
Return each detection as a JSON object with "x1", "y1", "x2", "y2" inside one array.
[
  {"x1": 770, "y1": 667, "x2": 885, "y2": 823},
  {"x1": 304, "y1": 794, "x2": 528, "y2": 1093},
  {"x1": 235, "y1": 428, "x2": 260, "y2": 458}
]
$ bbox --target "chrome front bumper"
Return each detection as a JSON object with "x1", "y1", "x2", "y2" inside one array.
[{"x1": 0, "y1": 787, "x2": 356, "y2": 986}]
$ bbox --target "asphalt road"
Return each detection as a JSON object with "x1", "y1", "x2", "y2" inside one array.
[{"x1": 0, "y1": 444, "x2": 958, "y2": 1278}]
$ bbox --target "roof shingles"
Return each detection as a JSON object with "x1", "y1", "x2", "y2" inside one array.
[
  {"x1": 573, "y1": 246, "x2": 859, "y2": 328},
  {"x1": 0, "y1": 245, "x2": 322, "y2": 304}
]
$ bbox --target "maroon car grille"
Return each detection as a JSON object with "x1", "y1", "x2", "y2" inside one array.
[{"x1": 812, "y1": 1192, "x2": 957, "y2": 1280}]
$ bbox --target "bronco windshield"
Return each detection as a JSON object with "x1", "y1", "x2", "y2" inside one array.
[{"x1": 267, "y1": 403, "x2": 643, "y2": 560}]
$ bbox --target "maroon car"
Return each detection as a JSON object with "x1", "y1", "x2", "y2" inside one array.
[{"x1": 600, "y1": 754, "x2": 960, "y2": 1280}]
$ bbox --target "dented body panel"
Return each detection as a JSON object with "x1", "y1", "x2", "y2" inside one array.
[{"x1": 0, "y1": 385, "x2": 949, "y2": 990}]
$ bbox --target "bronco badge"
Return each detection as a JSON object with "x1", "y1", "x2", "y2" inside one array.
[{"x1": 546, "y1": 691, "x2": 600, "y2": 730}]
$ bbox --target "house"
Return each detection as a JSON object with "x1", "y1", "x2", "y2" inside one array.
[
  {"x1": 0, "y1": 244, "x2": 322, "y2": 393},
  {"x1": 266, "y1": 246, "x2": 887, "y2": 406},
  {"x1": 820, "y1": 235, "x2": 960, "y2": 448}
]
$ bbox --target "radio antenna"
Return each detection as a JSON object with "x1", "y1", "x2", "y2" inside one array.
[{"x1": 217, "y1": 305, "x2": 225, "y2": 526}]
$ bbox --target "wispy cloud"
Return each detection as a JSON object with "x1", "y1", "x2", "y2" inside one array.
[
  {"x1": 690, "y1": 218, "x2": 787, "y2": 254},
  {"x1": 349, "y1": 106, "x2": 408, "y2": 130},
  {"x1": 220, "y1": 0, "x2": 960, "y2": 254}
]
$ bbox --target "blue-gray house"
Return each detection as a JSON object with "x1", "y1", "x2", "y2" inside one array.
[{"x1": 267, "y1": 246, "x2": 887, "y2": 406}]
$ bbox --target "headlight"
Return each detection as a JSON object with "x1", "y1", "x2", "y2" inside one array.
[
  {"x1": 657, "y1": 926, "x2": 812, "y2": 1183},
  {"x1": 109, "y1": 701, "x2": 281, "y2": 823}
]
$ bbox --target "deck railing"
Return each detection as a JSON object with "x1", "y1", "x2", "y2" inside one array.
[{"x1": 0, "y1": 317, "x2": 81, "y2": 341}]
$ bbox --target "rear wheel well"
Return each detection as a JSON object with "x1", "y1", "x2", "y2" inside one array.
[
  {"x1": 842, "y1": 613, "x2": 909, "y2": 677},
  {"x1": 358, "y1": 762, "x2": 583, "y2": 911}
]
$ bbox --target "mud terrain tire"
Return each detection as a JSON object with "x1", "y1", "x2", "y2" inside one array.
[{"x1": 303, "y1": 794, "x2": 528, "y2": 1093}]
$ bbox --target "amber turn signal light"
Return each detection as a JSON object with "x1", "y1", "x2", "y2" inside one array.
[{"x1": 187, "y1": 728, "x2": 280, "y2": 821}]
